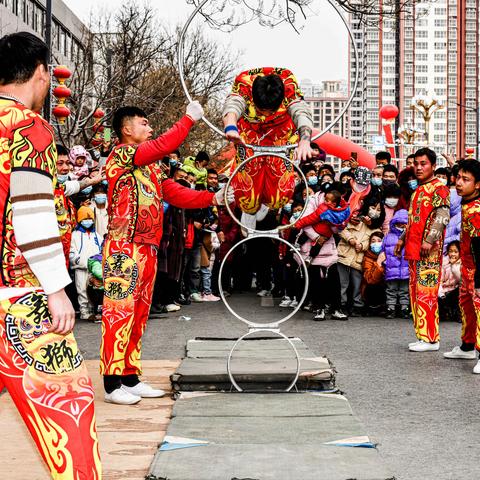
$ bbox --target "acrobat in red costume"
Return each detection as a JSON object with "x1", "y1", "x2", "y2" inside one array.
[
  {"x1": 100, "y1": 109, "x2": 218, "y2": 401},
  {"x1": 223, "y1": 67, "x2": 313, "y2": 214}
]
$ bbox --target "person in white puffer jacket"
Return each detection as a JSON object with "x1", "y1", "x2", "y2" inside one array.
[{"x1": 69, "y1": 206, "x2": 103, "y2": 321}]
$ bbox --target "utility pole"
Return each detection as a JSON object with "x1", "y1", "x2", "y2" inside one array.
[{"x1": 44, "y1": 0, "x2": 52, "y2": 122}]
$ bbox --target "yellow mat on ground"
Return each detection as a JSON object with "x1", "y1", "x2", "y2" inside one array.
[{"x1": 0, "y1": 359, "x2": 180, "y2": 480}]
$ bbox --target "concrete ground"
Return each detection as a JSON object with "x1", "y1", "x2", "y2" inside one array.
[{"x1": 76, "y1": 298, "x2": 480, "y2": 480}]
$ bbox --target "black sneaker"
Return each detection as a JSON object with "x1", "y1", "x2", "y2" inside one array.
[
  {"x1": 385, "y1": 308, "x2": 396, "y2": 319},
  {"x1": 175, "y1": 295, "x2": 191, "y2": 306},
  {"x1": 400, "y1": 308, "x2": 410, "y2": 319},
  {"x1": 350, "y1": 307, "x2": 363, "y2": 317}
]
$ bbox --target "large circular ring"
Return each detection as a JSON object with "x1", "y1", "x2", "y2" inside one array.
[
  {"x1": 218, "y1": 235, "x2": 309, "y2": 327},
  {"x1": 177, "y1": 0, "x2": 359, "y2": 147},
  {"x1": 227, "y1": 329, "x2": 301, "y2": 392},
  {"x1": 224, "y1": 150, "x2": 310, "y2": 235}
]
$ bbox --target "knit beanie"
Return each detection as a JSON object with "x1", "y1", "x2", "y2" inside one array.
[{"x1": 77, "y1": 206, "x2": 94, "y2": 222}]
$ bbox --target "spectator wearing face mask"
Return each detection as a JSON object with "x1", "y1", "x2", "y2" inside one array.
[
  {"x1": 361, "y1": 231, "x2": 386, "y2": 316},
  {"x1": 370, "y1": 165, "x2": 384, "y2": 195},
  {"x1": 302, "y1": 164, "x2": 320, "y2": 192},
  {"x1": 382, "y1": 184, "x2": 401, "y2": 234},
  {"x1": 69, "y1": 145, "x2": 93, "y2": 180},
  {"x1": 382, "y1": 209, "x2": 410, "y2": 319},
  {"x1": 435, "y1": 167, "x2": 450, "y2": 186},
  {"x1": 337, "y1": 197, "x2": 385, "y2": 316},
  {"x1": 397, "y1": 167, "x2": 417, "y2": 211},
  {"x1": 444, "y1": 167, "x2": 462, "y2": 253},
  {"x1": 69, "y1": 206, "x2": 103, "y2": 321},
  {"x1": 92, "y1": 184, "x2": 108, "y2": 238},
  {"x1": 382, "y1": 164, "x2": 399, "y2": 187}
]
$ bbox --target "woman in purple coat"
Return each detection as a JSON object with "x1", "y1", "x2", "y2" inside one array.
[{"x1": 382, "y1": 209, "x2": 410, "y2": 319}]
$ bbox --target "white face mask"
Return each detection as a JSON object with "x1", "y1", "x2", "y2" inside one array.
[
  {"x1": 385, "y1": 198, "x2": 399, "y2": 208},
  {"x1": 438, "y1": 178, "x2": 448, "y2": 186},
  {"x1": 368, "y1": 207, "x2": 381, "y2": 219},
  {"x1": 353, "y1": 182, "x2": 368, "y2": 193}
]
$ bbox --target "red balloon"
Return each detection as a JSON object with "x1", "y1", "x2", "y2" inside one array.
[
  {"x1": 311, "y1": 131, "x2": 376, "y2": 170},
  {"x1": 379, "y1": 105, "x2": 399, "y2": 120}
]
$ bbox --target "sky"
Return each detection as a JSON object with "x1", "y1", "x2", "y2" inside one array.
[{"x1": 63, "y1": 0, "x2": 348, "y2": 86}]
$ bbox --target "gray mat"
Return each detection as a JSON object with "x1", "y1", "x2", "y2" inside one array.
[
  {"x1": 173, "y1": 392, "x2": 353, "y2": 418},
  {"x1": 147, "y1": 444, "x2": 394, "y2": 480}
]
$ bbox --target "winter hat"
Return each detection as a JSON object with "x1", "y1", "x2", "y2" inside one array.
[
  {"x1": 354, "y1": 166, "x2": 372, "y2": 186},
  {"x1": 77, "y1": 206, "x2": 95, "y2": 222},
  {"x1": 69, "y1": 145, "x2": 92, "y2": 165}
]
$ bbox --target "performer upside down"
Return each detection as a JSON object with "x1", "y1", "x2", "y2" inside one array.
[{"x1": 222, "y1": 67, "x2": 314, "y2": 214}]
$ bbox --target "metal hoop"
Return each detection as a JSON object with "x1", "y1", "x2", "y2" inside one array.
[
  {"x1": 218, "y1": 236, "x2": 309, "y2": 327},
  {"x1": 224, "y1": 151, "x2": 310, "y2": 235},
  {"x1": 177, "y1": 0, "x2": 360, "y2": 146},
  {"x1": 227, "y1": 329, "x2": 301, "y2": 392}
]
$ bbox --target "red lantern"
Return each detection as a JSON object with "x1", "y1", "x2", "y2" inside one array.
[
  {"x1": 52, "y1": 85, "x2": 71, "y2": 105},
  {"x1": 93, "y1": 124, "x2": 105, "y2": 133},
  {"x1": 52, "y1": 105, "x2": 71, "y2": 124},
  {"x1": 93, "y1": 108, "x2": 105, "y2": 119},
  {"x1": 91, "y1": 137, "x2": 103, "y2": 147},
  {"x1": 379, "y1": 105, "x2": 399, "y2": 120},
  {"x1": 53, "y1": 65, "x2": 72, "y2": 85},
  {"x1": 466, "y1": 147, "x2": 475, "y2": 158}
]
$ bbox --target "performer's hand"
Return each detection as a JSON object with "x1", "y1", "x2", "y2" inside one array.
[
  {"x1": 47, "y1": 289, "x2": 75, "y2": 335},
  {"x1": 394, "y1": 239, "x2": 404, "y2": 257},
  {"x1": 186, "y1": 100, "x2": 204, "y2": 122},
  {"x1": 225, "y1": 128, "x2": 243, "y2": 144},
  {"x1": 420, "y1": 241, "x2": 433, "y2": 258},
  {"x1": 213, "y1": 184, "x2": 235, "y2": 206},
  {"x1": 294, "y1": 139, "x2": 313, "y2": 162}
]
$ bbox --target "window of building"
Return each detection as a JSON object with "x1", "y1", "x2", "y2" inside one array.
[
  {"x1": 416, "y1": 76, "x2": 428, "y2": 84},
  {"x1": 466, "y1": 66, "x2": 476, "y2": 75},
  {"x1": 416, "y1": 53, "x2": 428, "y2": 61},
  {"x1": 416, "y1": 64, "x2": 428, "y2": 73},
  {"x1": 434, "y1": 19, "x2": 447, "y2": 27},
  {"x1": 434, "y1": 65, "x2": 446, "y2": 72},
  {"x1": 434, "y1": 134, "x2": 447, "y2": 143},
  {"x1": 434, "y1": 30, "x2": 447, "y2": 38},
  {"x1": 435, "y1": 7, "x2": 447, "y2": 14},
  {"x1": 435, "y1": 42, "x2": 447, "y2": 49},
  {"x1": 416, "y1": 30, "x2": 428, "y2": 38},
  {"x1": 416, "y1": 42, "x2": 428, "y2": 50}
]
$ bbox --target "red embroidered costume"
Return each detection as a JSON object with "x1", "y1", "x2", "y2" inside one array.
[
  {"x1": 0, "y1": 98, "x2": 101, "y2": 479},
  {"x1": 404, "y1": 178, "x2": 450, "y2": 343},
  {"x1": 100, "y1": 116, "x2": 214, "y2": 380},
  {"x1": 224, "y1": 67, "x2": 310, "y2": 214}
]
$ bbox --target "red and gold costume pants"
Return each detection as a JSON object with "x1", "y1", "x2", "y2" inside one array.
[
  {"x1": 100, "y1": 239, "x2": 157, "y2": 376},
  {"x1": 232, "y1": 144, "x2": 295, "y2": 214},
  {"x1": 459, "y1": 267, "x2": 480, "y2": 349},
  {"x1": 0, "y1": 288, "x2": 101, "y2": 479},
  {"x1": 408, "y1": 258, "x2": 442, "y2": 343}
]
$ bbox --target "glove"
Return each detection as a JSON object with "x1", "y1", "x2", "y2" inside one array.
[
  {"x1": 214, "y1": 184, "x2": 235, "y2": 206},
  {"x1": 186, "y1": 100, "x2": 204, "y2": 122}
]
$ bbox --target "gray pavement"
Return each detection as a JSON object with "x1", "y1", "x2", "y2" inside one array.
[{"x1": 76, "y1": 298, "x2": 480, "y2": 480}]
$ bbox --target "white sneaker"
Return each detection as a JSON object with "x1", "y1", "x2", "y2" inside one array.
[
  {"x1": 473, "y1": 359, "x2": 480, "y2": 374},
  {"x1": 105, "y1": 387, "x2": 141, "y2": 405},
  {"x1": 165, "y1": 303, "x2": 181, "y2": 312},
  {"x1": 257, "y1": 289, "x2": 271, "y2": 297},
  {"x1": 313, "y1": 309, "x2": 325, "y2": 321},
  {"x1": 331, "y1": 310, "x2": 348, "y2": 320},
  {"x1": 409, "y1": 341, "x2": 440, "y2": 352},
  {"x1": 122, "y1": 382, "x2": 166, "y2": 398},
  {"x1": 190, "y1": 292, "x2": 204, "y2": 302},
  {"x1": 279, "y1": 296, "x2": 292, "y2": 308},
  {"x1": 444, "y1": 346, "x2": 477, "y2": 360},
  {"x1": 408, "y1": 340, "x2": 421, "y2": 348},
  {"x1": 290, "y1": 299, "x2": 299, "y2": 308}
]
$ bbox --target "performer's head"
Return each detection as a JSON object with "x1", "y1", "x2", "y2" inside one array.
[
  {"x1": 456, "y1": 159, "x2": 480, "y2": 200},
  {"x1": 413, "y1": 147, "x2": 436, "y2": 183},
  {"x1": 112, "y1": 106, "x2": 152, "y2": 144},
  {"x1": 0, "y1": 32, "x2": 50, "y2": 112},
  {"x1": 252, "y1": 74, "x2": 285, "y2": 115}
]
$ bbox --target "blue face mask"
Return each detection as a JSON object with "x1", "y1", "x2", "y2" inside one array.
[
  {"x1": 370, "y1": 242, "x2": 382, "y2": 254},
  {"x1": 82, "y1": 186, "x2": 93, "y2": 195},
  {"x1": 291, "y1": 212, "x2": 301, "y2": 222},
  {"x1": 94, "y1": 194, "x2": 107, "y2": 205},
  {"x1": 408, "y1": 179, "x2": 418, "y2": 190},
  {"x1": 80, "y1": 219, "x2": 94, "y2": 229},
  {"x1": 308, "y1": 176, "x2": 318, "y2": 186},
  {"x1": 170, "y1": 159, "x2": 178, "y2": 167},
  {"x1": 101, "y1": 180, "x2": 108, "y2": 187},
  {"x1": 283, "y1": 203, "x2": 292, "y2": 213},
  {"x1": 371, "y1": 177, "x2": 382, "y2": 187},
  {"x1": 340, "y1": 167, "x2": 350, "y2": 174},
  {"x1": 57, "y1": 174, "x2": 69, "y2": 184}
]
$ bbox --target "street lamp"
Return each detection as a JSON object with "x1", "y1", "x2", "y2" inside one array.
[{"x1": 410, "y1": 93, "x2": 444, "y2": 145}]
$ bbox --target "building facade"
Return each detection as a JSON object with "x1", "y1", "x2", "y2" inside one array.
[
  {"x1": 0, "y1": 0, "x2": 87, "y2": 66},
  {"x1": 348, "y1": 0, "x2": 480, "y2": 159}
]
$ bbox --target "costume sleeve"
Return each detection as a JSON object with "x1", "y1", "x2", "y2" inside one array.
[
  {"x1": 162, "y1": 178, "x2": 214, "y2": 209},
  {"x1": 63, "y1": 179, "x2": 81, "y2": 196},
  {"x1": 222, "y1": 94, "x2": 247, "y2": 119},
  {"x1": 288, "y1": 100, "x2": 314, "y2": 130},
  {"x1": 471, "y1": 237, "x2": 480, "y2": 288},
  {"x1": 10, "y1": 120, "x2": 71, "y2": 294},
  {"x1": 425, "y1": 206, "x2": 450, "y2": 244},
  {"x1": 133, "y1": 115, "x2": 195, "y2": 167}
]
